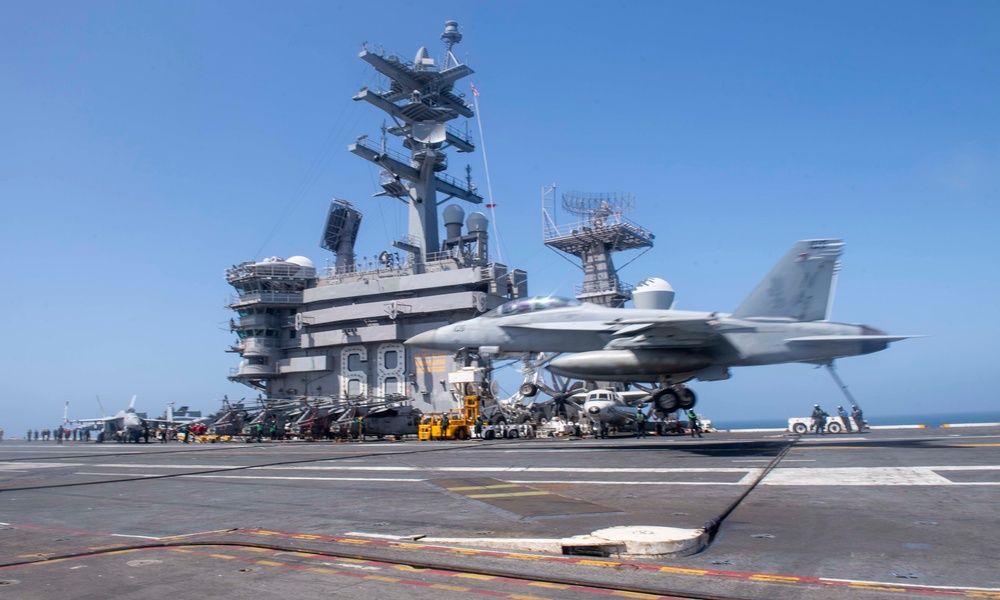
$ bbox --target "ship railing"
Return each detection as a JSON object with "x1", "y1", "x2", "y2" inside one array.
[
  {"x1": 354, "y1": 138, "x2": 411, "y2": 165},
  {"x1": 543, "y1": 215, "x2": 653, "y2": 242},
  {"x1": 353, "y1": 139, "x2": 477, "y2": 196},
  {"x1": 320, "y1": 263, "x2": 412, "y2": 283},
  {"x1": 574, "y1": 278, "x2": 635, "y2": 297},
  {"x1": 228, "y1": 291, "x2": 304, "y2": 306},
  {"x1": 376, "y1": 50, "x2": 417, "y2": 72},
  {"x1": 424, "y1": 248, "x2": 489, "y2": 265},
  {"x1": 434, "y1": 171, "x2": 478, "y2": 195},
  {"x1": 445, "y1": 123, "x2": 473, "y2": 146},
  {"x1": 226, "y1": 262, "x2": 312, "y2": 281}
]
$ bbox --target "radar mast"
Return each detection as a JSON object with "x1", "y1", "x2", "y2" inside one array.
[
  {"x1": 542, "y1": 187, "x2": 654, "y2": 307},
  {"x1": 349, "y1": 20, "x2": 481, "y2": 265}
]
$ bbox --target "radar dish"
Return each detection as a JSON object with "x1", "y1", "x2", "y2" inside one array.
[{"x1": 286, "y1": 256, "x2": 315, "y2": 269}]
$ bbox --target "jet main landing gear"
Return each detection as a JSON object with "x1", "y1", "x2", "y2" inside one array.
[{"x1": 652, "y1": 385, "x2": 696, "y2": 415}]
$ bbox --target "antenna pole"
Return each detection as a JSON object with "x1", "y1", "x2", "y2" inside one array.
[{"x1": 471, "y1": 84, "x2": 503, "y2": 263}]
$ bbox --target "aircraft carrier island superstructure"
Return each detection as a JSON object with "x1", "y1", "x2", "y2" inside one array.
[{"x1": 225, "y1": 21, "x2": 527, "y2": 416}]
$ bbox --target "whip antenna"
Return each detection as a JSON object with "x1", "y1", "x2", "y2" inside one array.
[{"x1": 470, "y1": 83, "x2": 505, "y2": 263}]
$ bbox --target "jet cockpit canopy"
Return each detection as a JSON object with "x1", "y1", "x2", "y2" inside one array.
[{"x1": 485, "y1": 296, "x2": 582, "y2": 318}]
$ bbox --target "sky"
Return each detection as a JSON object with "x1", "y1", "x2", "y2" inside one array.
[{"x1": 2, "y1": 1, "x2": 998, "y2": 435}]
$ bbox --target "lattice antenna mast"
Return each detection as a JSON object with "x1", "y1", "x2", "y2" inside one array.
[{"x1": 543, "y1": 191, "x2": 654, "y2": 307}]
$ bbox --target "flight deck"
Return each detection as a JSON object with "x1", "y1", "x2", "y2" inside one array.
[{"x1": 1, "y1": 426, "x2": 998, "y2": 599}]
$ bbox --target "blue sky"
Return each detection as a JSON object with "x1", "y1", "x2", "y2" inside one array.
[{"x1": 2, "y1": 1, "x2": 997, "y2": 435}]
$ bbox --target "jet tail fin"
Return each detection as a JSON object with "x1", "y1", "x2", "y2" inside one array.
[{"x1": 731, "y1": 239, "x2": 844, "y2": 321}]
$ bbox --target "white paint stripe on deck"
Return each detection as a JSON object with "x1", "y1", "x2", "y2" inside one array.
[
  {"x1": 31, "y1": 463, "x2": 756, "y2": 473},
  {"x1": 761, "y1": 467, "x2": 954, "y2": 486},
  {"x1": 275, "y1": 465, "x2": 756, "y2": 473},
  {"x1": 62, "y1": 466, "x2": 1000, "y2": 487}
]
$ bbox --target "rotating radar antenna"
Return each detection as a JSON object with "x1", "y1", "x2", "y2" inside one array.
[
  {"x1": 543, "y1": 188, "x2": 654, "y2": 308},
  {"x1": 561, "y1": 191, "x2": 636, "y2": 227}
]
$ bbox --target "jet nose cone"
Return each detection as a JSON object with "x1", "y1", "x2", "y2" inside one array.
[{"x1": 405, "y1": 329, "x2": 438, "y2": 349}]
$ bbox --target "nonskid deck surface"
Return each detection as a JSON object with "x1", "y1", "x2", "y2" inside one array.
[{"x1": 1, "y1": 426, "x2": 999, "y2": 599}]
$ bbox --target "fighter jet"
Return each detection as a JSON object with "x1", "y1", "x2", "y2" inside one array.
[
  {"x1": 72, "y1": 395, "x2": 147, "y2": 441},
  {"x1": 406, "y1": 239, "x2": 917, "y2": 413}
]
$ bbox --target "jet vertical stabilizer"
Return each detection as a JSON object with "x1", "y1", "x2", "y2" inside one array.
[{"x1": 731, "y1": 239, "x2": 844, "y2": 322}]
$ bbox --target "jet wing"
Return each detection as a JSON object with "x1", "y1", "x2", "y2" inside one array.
[
  {"x1": 71, "y1": 416, "x2": 116, "y2": 425},
  {"x1": 604, "y1": 316, "x2": 724, "y2": 349}
]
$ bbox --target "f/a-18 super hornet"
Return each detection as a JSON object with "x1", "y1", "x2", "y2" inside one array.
[
  {"x1": 72, "y1": 395, "x2": 147, "y2": 441},
  {"x1": 406, "y1": 239, "x2": 917, "y2": 413}
]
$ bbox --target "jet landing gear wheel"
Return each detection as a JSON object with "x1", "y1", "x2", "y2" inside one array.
[
  {"x1": 792, "y1": 422, "x2": 808, "y2": 434},
  {"x1": 519, "y1": 382, "x2": 538, "y2": 397},
  {"x1": 677, "y1": 387, "x2": 696, "y2": 410},
  {"x1": 653, "y1": 389, "x2": 679, "y2": 414}
]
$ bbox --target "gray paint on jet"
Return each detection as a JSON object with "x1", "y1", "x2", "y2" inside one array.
[{"x1": 405, "y1": 239, "x2": 917, "y2": 385}]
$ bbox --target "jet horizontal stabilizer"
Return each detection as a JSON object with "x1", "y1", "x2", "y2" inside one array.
[{"x1": 785, "y1": 335, "x2": 920, "y2": 344}]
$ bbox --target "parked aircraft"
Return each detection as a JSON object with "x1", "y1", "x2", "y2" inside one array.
[
  {"x1": 406, "y1": 239, "x2": 917, "y2": 413},
  {"x1": 73, "y1": 395, "x2": 146, "y2": 441},
  {"x1": 577, "y1": 388, "x2": 646, "y2": 428}
]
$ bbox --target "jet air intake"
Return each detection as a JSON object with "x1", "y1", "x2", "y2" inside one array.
[{"x1": 548, "y1": 350, "x2": 713, "y2": 381}]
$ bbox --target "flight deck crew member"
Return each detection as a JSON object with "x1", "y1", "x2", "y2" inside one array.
[
  {"x1": 474, "y1": 416, "x2": 483, "y2": 438},
  {"x1": 686, "y1": 409, "x2": 702, "y2": 438},
  {"x1": 635, "y1": 410, "x2": 647, "y2": 438},
  {"x1": 851, "y1": 404, "x2": 865, "y2": 431},
  {"x1": 439, "y1": 414, "x2": 449, "y2": 440},
  {"x1": 811, "y1": 404, "x2": 828, "y2": 434},
  {"x1": 837, "y1": 405, "x2": 853, "y2": 433}
]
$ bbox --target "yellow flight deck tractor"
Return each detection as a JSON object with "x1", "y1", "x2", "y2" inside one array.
[{"x1": 418, "y1": 394, "x2": 479, "y2": 441}]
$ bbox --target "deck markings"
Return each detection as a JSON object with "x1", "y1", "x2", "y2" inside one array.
[
  {"x1": 2, "y1": 524, "x2": 997, "y2": 597},
  {"x1": 6, "y1": 460, "x2": 1000, "y2": 487},
  {"x1": 432, "y1": 477, "x2": 616, "y2": 517},
  {"x1": 232, "y1": 529, "x2": 1000, "y2": 598},
  {"x1": 67, "y1": 466, "x2": 1000, "y2": 486}
]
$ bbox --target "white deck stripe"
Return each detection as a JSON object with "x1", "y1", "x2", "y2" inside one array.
[{"x1": 62, "y1": 466, "x2": 1000, "y2": 486}]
